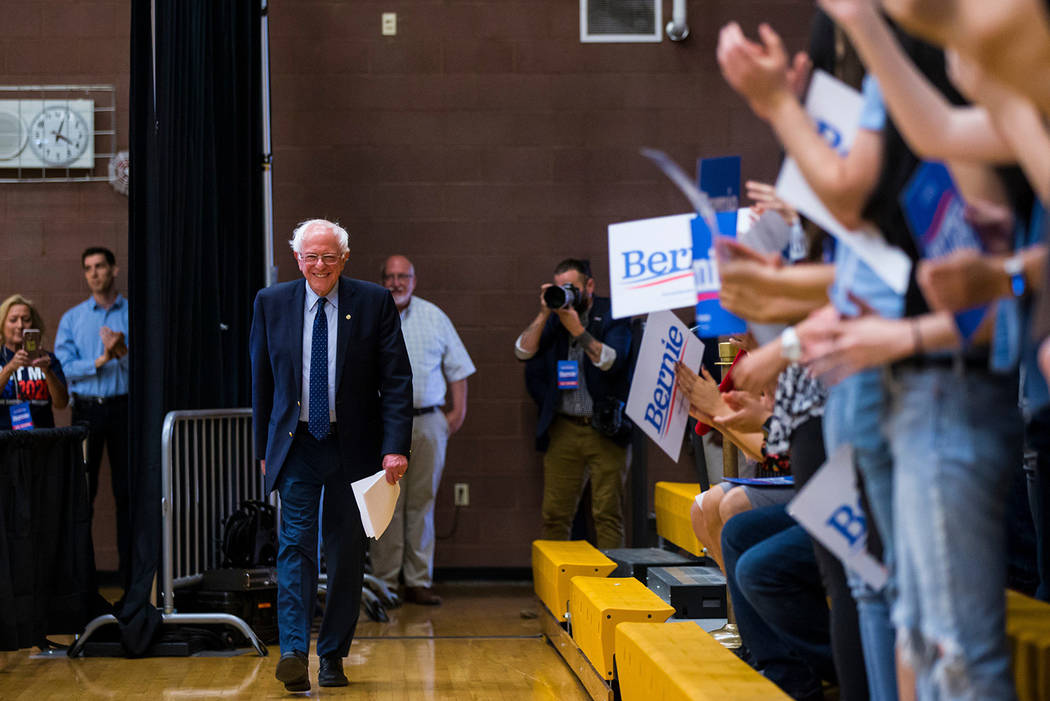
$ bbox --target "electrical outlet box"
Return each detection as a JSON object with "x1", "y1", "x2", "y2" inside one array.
[
  {"x1": 454, "y1": 483, "x2": 469, "y2": 507},
  {"x1": 381, "y1": 12, "x2": 397, "y2": 36}
]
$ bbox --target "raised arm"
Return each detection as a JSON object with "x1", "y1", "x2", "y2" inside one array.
[
  {"x1": 717, "y1": 22, "x2": 882, "y2": 229},
  {"x1": 821, "y1": 0, "x2": 1014, "y2": 163}
]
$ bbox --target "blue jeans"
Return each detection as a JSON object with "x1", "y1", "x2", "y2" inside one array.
[
  {"x1": 723, "y1": 505, "x2": 831, "y2": 700},
  {"x1": 824, "y1": 369, "x2": 899, "y2": 701},
  {"x1": 887, "y1": 367, "x2": 1022, "y2": 700},
  {"x1": 276, "y1": 426, "x2": 367, "y2": 657}
]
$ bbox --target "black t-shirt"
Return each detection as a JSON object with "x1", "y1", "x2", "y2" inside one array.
[{"x1": 0, "y1": 348, "x2": 65, "y2": 430}]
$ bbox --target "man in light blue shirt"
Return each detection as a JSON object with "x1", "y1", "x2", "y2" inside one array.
[{"x1": 55, "y1": 246, "x2": 130, "y2": 592}]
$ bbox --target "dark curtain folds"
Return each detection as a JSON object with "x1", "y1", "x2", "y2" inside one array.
[
  {"x1": 0, "y1": 427, "x2": 104, "y2": 651},
  {"x1": 125, "y1": 0, "x2": 262, "y2": 654}
]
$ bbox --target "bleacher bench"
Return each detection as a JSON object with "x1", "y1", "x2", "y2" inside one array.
[
  {"x1": 616, "y1": 621, "x2": 793, "y2": 700},
  {"x1": 569, "y1": 576, "x2": 674, "y2": 680},
  {"x1": 532, "y1": 539, "x2": 616, "y2": 621},
  {"x1": 654, "y1": 482, "x2": 704, "y2": 557}
]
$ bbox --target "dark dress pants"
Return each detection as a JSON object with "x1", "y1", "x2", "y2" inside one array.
[
  {"x1": 723, "y1": 504, "x2": 833, "y2": 701},
  {"x1": 72, "y1": 396, "x2": 131, "y2": 591},
  {"x1": 276, "y1": 424, "x2": 366, "y2": 657}
]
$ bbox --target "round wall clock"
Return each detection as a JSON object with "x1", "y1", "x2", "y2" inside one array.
[
  {"x1": 0, "y1": 110, "x2": 28, "y2": 161},
  {"x1": 29, "y1": 105, "x2": 90, "y2": 167}
]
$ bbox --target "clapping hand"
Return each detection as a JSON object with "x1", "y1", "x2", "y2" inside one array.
[{"x1": 713, "y1": 389, "x2": 773, "y2": 432}]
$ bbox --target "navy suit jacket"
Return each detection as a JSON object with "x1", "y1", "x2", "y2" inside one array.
[
  {"x1": 522, "y1": 296, "x2": 633, "y2": 451},
  {"x1": 250, "y1": 276, "x2": 413, "y2": 494}
]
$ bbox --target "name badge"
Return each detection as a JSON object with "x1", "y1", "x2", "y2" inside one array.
[
  {"x1": 9, "y1": 402, "x2": 33, "y2": 430},
  {"x1": 557, "y1": 360, "x2": 579, "y2": 389}
]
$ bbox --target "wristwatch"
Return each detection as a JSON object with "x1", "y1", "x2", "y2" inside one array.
[
  {"x1": 780, "y1": 326, "x2": 802, "y2": 362},
  {"x1": 1004, "y1": 255, "x2": 1026, "y2": 297}
]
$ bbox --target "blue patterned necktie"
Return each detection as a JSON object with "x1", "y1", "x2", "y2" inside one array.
[{"x1": 309, "y1": 297, "x2": 329, "y2": 440}]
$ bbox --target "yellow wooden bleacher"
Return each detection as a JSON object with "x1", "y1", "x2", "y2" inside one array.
[
  {"x1": 654, "y1": 481, "x2": 704, "y2": 557},
  {"x1": 616, "y1": 621, "x2": 793, "y2": 700},
  {"x1": 569, "y1": 576, "x2": 675, "y2": 680},
  {"x1": 1007, "y1": 589, "x2": 1050, "y2": 701},
  {"x1": 532, "y1": 539, "x2": 617, "y2": 621}
]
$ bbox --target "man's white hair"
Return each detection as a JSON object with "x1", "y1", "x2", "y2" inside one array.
[{"x1": 288, "y1": 219, "x2": 350, "y2": 255}]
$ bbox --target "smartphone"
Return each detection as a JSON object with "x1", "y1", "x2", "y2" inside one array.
[{"x1": 22, "y1": 329, "x2": 41, "y2": 359}]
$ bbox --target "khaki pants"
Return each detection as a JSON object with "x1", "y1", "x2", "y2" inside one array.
[
  {"x1": 541, "y1": 416, "x2": 627, "y2": 549},
  {"x1": 371, "y1": 410, "x2": 448, "y2": 588}
]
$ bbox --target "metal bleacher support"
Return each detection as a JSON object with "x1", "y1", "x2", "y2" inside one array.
[{"x1": 69, "y1": 408, "x2": 269, "y2": 657}]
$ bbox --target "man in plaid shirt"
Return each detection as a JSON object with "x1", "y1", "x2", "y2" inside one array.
[{"x1": 372, "y1": 254, "x2": 476, "y2": 605}]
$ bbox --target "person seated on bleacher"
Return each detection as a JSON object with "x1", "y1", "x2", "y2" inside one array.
[
  {"x1": 676, "y1": 355, "x2": 791, "y2": 571},
  {"x1": 0, "y1": 294, "x2": 68, "y2": 430}
]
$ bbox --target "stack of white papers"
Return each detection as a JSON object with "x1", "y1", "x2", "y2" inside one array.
[{"x1": 351, "y1": 470, "x2": 400, "y2": 539}]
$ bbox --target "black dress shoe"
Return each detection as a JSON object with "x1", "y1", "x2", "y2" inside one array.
[
  {"x1": 406, "y1": 586, "x2": 442, "y2": 605},
  {"x1": 319, "y1": 653, "x2": 350, "y2": 687},
  {"x1": 275, "y1": 650, "x2": 310, "y2": 692}
]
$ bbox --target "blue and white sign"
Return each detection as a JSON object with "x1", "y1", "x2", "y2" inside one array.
[
  {"x1": 608, "y1": 213, "x2": 697, "y2": 319},
  {"x1": 692, "y1": 210, "x2": 747, "y2": 337},
  {"x1": 901, "y1": 161, "x2": 988, "y2": 341},
  {"x1": 698, "y1": 155, "x2": 741, "y2": 213},
  {"x1": 787, "y1": 444, "x2": 888, "y2": 589},
  {"x1": 775, "y1": 70, "x2": 912, "y2": 295},
  {"x1": 625, "y1": 310, "x2": 704, "y2": 462}
]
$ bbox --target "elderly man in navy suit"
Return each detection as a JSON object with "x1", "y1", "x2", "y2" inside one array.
[{"x1": 250, "y1": 219, "x2": 412, "y2": 691}]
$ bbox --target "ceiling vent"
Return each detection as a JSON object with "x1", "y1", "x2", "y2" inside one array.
[{"x1": 580, "y1": 0, "x2": 661, "y2": 43}]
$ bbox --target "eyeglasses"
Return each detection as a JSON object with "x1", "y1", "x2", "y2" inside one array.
[
  {"x1": 382, "y1": 273, "x2": 414, "y2": 283},
  {"x1": 299, "y1": 253, "x2": 342, "y2": 265}
]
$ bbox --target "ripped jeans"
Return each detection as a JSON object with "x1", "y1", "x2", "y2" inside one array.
[{"x1": 887, "y1": 366, "x2": 1022, "y2": 701}]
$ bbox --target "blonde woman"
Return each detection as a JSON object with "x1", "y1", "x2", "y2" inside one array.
[{"x1": 0, "y1": 294, "x2": 68, "y2": 429}]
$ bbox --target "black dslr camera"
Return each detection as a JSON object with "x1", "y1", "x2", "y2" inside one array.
[
  {"x1": 592, "y1": 397, "x2": 631, "y2": 440},
  {"x1": 543, "y1": 283, "x2": 581, "y2": 310}
]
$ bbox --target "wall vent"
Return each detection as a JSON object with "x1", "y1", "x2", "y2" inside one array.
[{"x1": 580, "y1": 0, "x2": 661, "y2": 43}]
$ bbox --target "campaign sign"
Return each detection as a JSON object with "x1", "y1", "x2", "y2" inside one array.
[
  {"x1": 692, "y1": 210, "x2": 747, "y2": 336},
  {"x1": 787, "y1": 444, "x2": 888, "y2": 589},
  {"x1": 775, "y1": 70, "x2": 912, "y2": 295},
  {"x1": 900, "y1": 161, "x2": 988, "y2": 342},
  {"x1": 608, "y1": 213, "x2": 697, "y2": 319},
  {"x1": 698, "y1": 155, "x2": 741, "y2": 213},
  {"x1": 625, "y1": 310, "x2": 705, "y2": 462}
]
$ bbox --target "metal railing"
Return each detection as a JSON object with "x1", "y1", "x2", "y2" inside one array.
[
  {"x1": 70, "y1": 408, "x2": 270, "y2": 657},
  {"x1": 161, "y1": 408, "x2": 271, "y2": 605}
]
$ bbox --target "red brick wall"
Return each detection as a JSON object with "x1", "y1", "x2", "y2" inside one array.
[
  {"x1": 0, "y1": 1, "x2": 131, "y2": 571},
  {"x1": 269, "y1": 1, "x2": 811, "y2": 568},
  {"x1": 0, "y1": 0, "x2": 812, "y2": 572}
]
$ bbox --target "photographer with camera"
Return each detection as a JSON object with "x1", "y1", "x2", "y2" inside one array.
[{"x1": 515, "y1": 258, "x2": 633, "y2": 549}]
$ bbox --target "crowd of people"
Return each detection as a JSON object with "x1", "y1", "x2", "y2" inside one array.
[{"x1": 661, "y1": 1, "x2": 1050, "y2": 699}]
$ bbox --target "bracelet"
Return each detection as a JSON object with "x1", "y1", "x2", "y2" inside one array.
[{"x1": 910, "y1": 318, "x2": 923, "y2": 356}]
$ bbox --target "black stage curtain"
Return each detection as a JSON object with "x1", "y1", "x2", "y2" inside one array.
[
  {"x1": 0, "y1": 427, "x2": 107, "y2": 650},
  {"x1": 125, "y1": 0, "x2": 262, "y2": 655}
]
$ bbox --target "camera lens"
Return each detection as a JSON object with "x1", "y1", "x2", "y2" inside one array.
[{"x1": 543, "y1": 285, "x2": 568, "y2": 309}]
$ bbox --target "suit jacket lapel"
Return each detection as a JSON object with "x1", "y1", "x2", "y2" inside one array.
[
  {"x1": 291, "y1": 280, "x2": 306, "y2": 399},
  {"x1": 335, "y1": 277, "x2": 354, "y2": 391}
]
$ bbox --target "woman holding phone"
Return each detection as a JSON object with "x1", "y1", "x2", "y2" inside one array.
[{"x1": 0, "y1": 294, "x2": 68, "y2": 429}]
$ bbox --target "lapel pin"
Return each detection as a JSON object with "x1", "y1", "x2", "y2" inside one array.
[{"x1": 345, "y1": 314, "x2": 351, "y2": 320}]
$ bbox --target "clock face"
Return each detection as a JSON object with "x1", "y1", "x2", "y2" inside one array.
[{"x1": 29, "y1": 106, "x2": 90, "y2": 167}]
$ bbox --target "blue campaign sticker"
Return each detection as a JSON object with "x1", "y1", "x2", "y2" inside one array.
[
  {"x1": 697, "y1": 155, "x2": 741, "y2": 213},
  {"x1": 557, "y1": 360, "x2": 579, "y2": 389},
  {"x1": 9, "y1": 402, "x2": 33, "y2": 430},
  {"x1": 900, "y1": 161, "x2": 988, "y2": 343},
  {"x1": 692, "y1": 211, "x2": 747, "y2": 337}
]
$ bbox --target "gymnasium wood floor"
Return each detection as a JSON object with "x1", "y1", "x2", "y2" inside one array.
[{"x1": 0, "y1": 582, "x2": 591, "y2": 699}]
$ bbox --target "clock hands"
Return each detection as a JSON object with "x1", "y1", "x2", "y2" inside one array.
[{"x1": 51, "y1": 110, "x2": 71, "y2": 144}]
